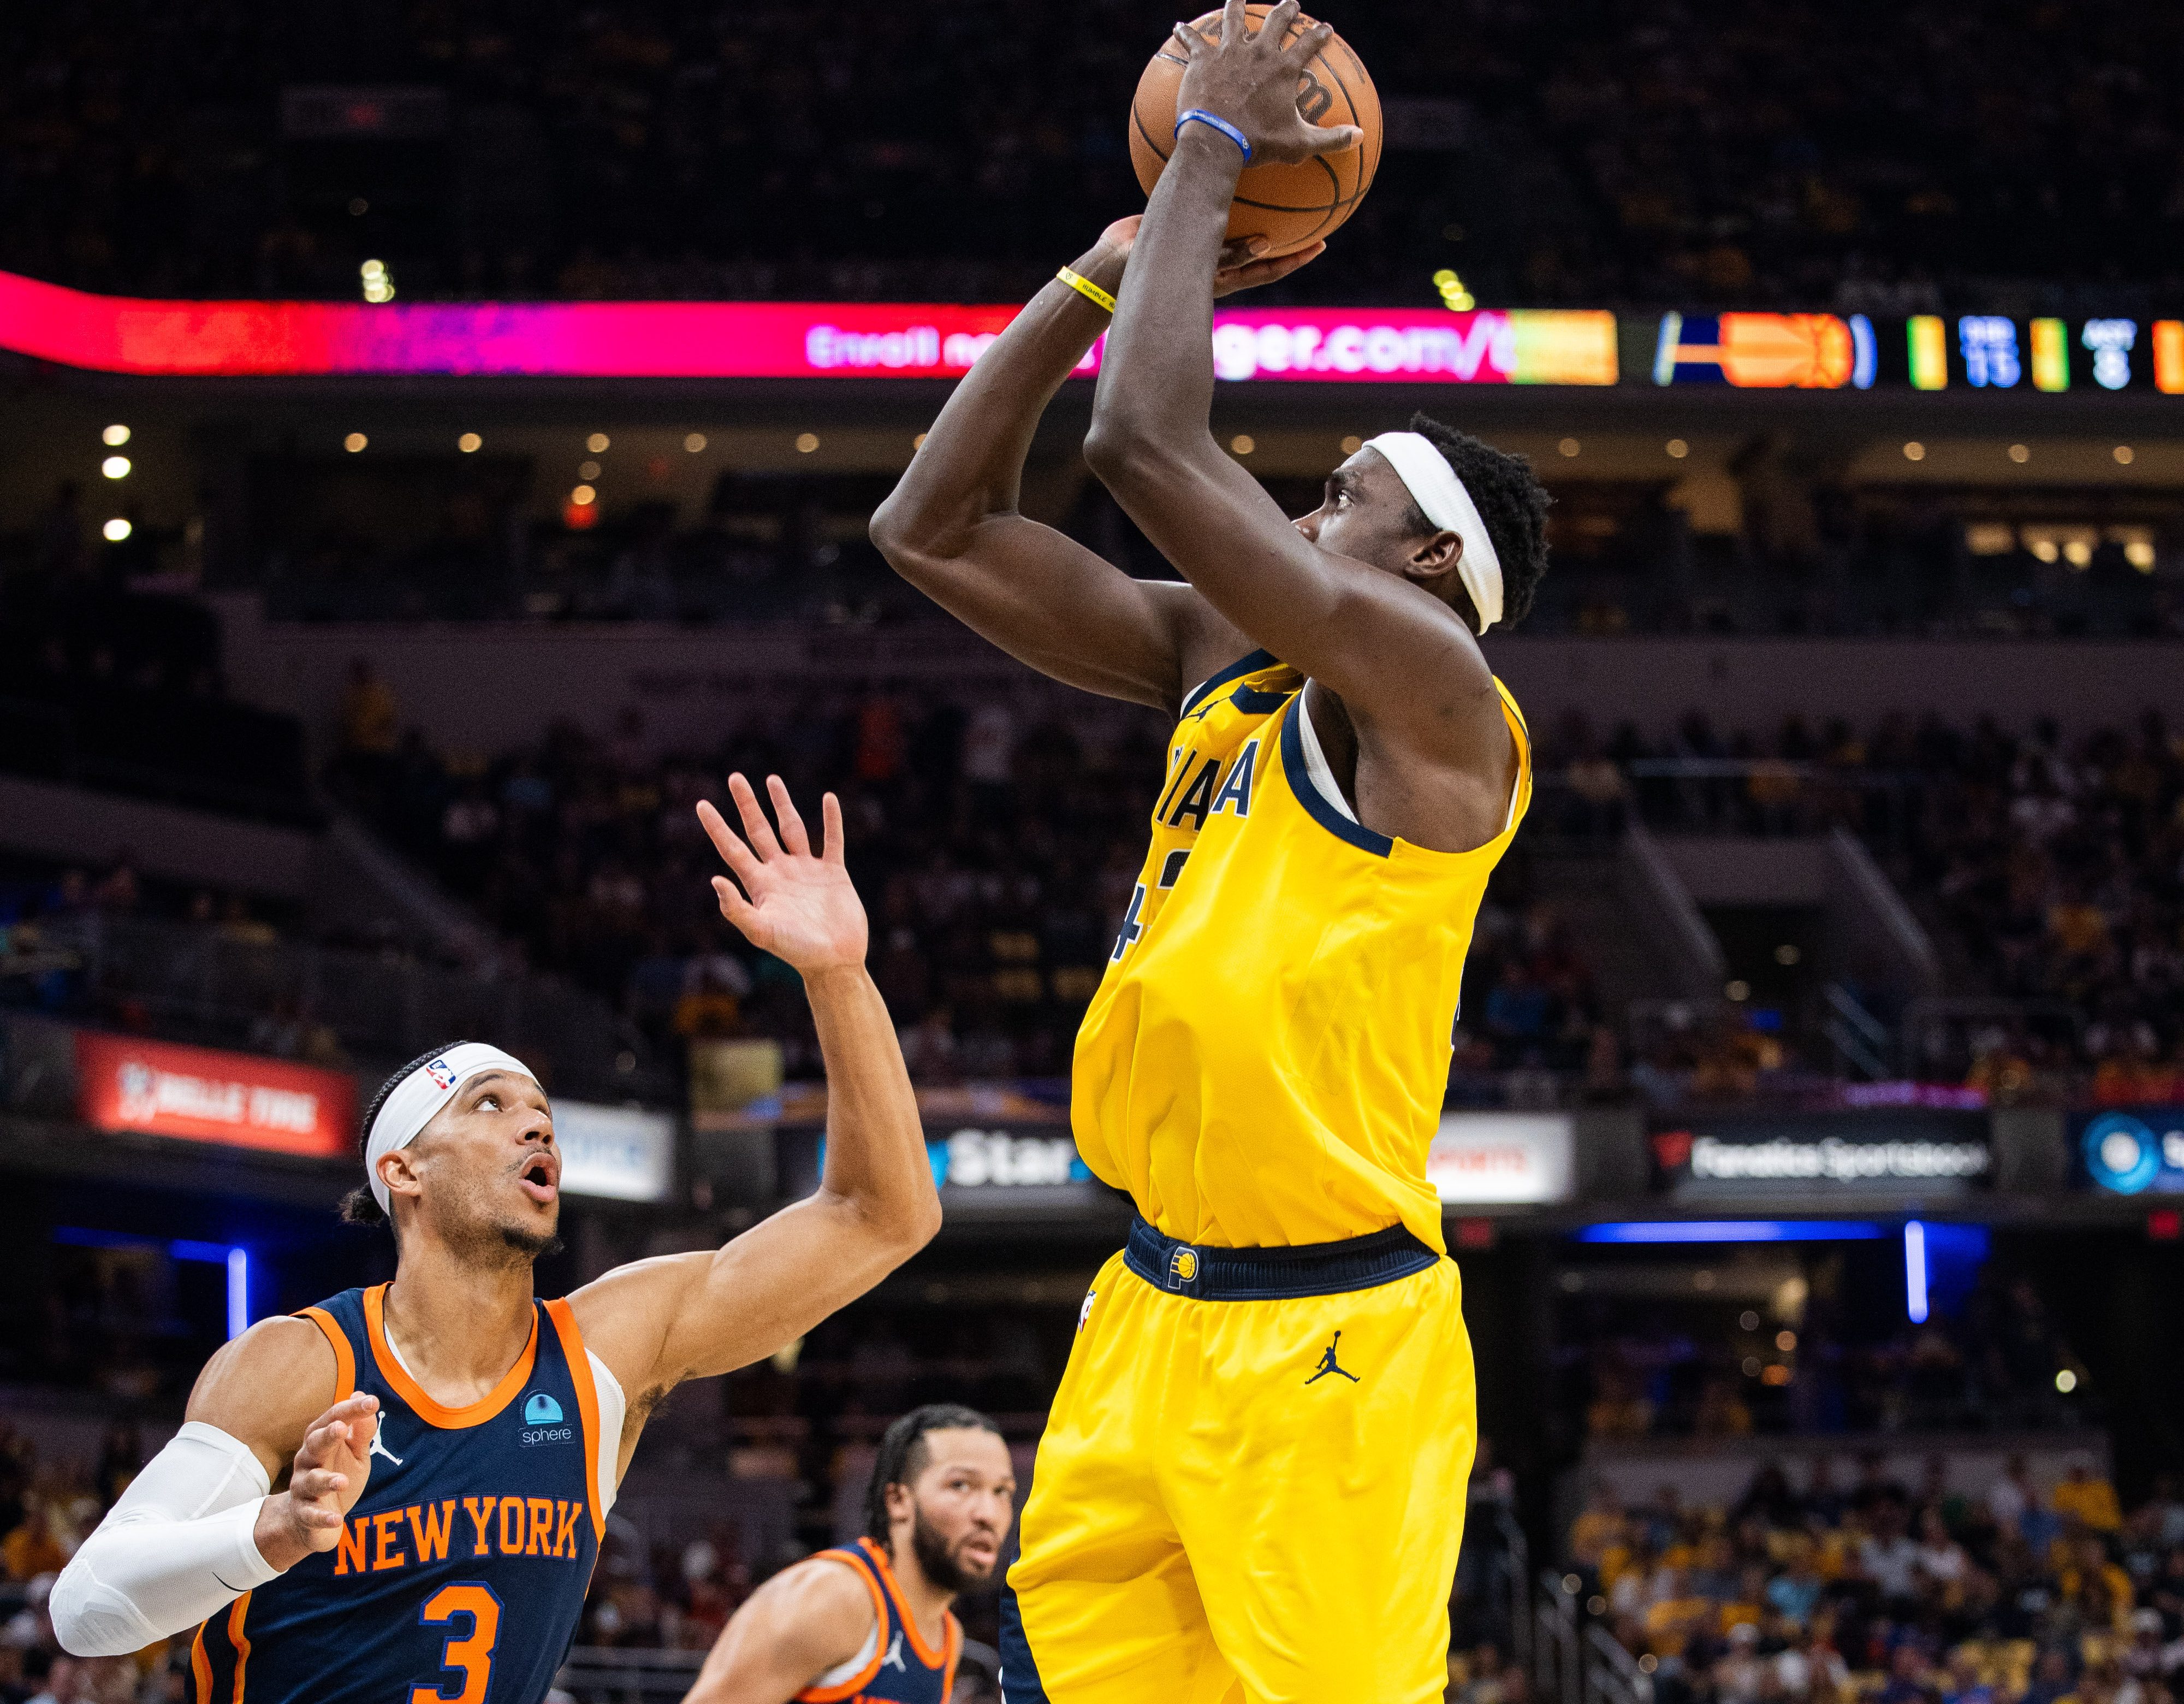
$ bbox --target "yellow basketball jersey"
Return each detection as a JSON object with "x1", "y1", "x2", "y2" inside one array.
[{"x1": 1072, "y1": 649, "x2": 1532, "y2": 1255}]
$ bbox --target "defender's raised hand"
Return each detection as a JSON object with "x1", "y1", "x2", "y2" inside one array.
[
  {"x1": 697, "y1": 774, "x2": 866, "y2": 973},
  {"x1": 1172, "y1": 0, "x2": 1362, "y2": 167},
  {"x1": 254, "y1": 1392, "x2": 378, "y2": 1567}
]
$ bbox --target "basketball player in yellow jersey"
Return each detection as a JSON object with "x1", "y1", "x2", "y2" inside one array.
[{"x1": 873, "y1": 10, "x2": 1552, "y2": 1697}]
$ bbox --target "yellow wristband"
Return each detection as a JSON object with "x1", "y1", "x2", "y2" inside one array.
[{"x1": 1056, "y1": 265, "x2": 1117, "y2": 313}]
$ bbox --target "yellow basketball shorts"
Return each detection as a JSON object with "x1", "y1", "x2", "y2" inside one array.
[{"x1": 999, "y1": 1219, "x2": 1477, "y2": 1704}]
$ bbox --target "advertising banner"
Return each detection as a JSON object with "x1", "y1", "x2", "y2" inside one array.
[
  {"x1": 551, "y1": 1100, "x2": 676, "y2": 1204},
  {"x1": 1652, "y1": 311, "x2": 2184, "y2": 393},
  {"x1": 1651, "y1": 1111, "x2": 1992, "y2": 1198},
  {"x1": 2074, "y1": 1108, "x2": 2184, "y2": 1195},
  {"x1": 780, "y1": 1122, "x2": 1106, "y2": 1214},
  {"x1": 74, "y1": 1031, "x2": 354, "y2": 1158},
  {"x1": 1428, "y1": 1113, "x2": 1575, "y2": 1205},
  {"x1": 0, "y1": 267, "x2": 1613, "y2": 384}
]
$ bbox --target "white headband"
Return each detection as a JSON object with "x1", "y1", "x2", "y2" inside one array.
[
  {"x1": 365, "y1": 1043, "x2": 539, "y2": 1212},
  {"x1": 1364, "y1": 431, "x2": 1504, "y2": 635}
]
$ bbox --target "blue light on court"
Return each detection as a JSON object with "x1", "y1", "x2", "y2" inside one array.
[
  {"x1": 1904, "y1": 1220, "x2": 1929, "y2": 1323},
  {"x1": 56, "y1": 1228, "x2": 252, "y2": 1339},
  {"x1": 1572, "y1": 1221, "x2": 1889, "y2": 1244}
]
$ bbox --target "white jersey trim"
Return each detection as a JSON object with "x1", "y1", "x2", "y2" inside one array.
[
  {"x1": 809, "y1": 1615, "x2": 881, "y2": 1690},
  {"x1": 1297, "y1": 687, "x2": 1523, "y2": 838}
]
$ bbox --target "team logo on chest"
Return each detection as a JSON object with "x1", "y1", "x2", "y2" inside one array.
[{"x1": 521, "y1": 1391, "x2": 574, "y2": 1447}]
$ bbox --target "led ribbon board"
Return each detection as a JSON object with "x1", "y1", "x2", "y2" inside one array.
[
  {"x1": 1654, "y1": 312, "x2": 1873, "y2": 388},
  {"x1": 0, "y1": 268, "x2": 1616, "y2": 383}
]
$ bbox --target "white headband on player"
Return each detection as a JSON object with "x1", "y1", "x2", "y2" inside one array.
[
  {"x1": 1363, "y1": 431, "x2": 1505, "y2": 635},
  {"x1": 365, "y1": 1043, "x2": 539, "y2": 1212}
]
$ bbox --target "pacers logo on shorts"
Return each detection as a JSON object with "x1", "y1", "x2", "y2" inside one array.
[{"x1": 1168, "y1": 1249, "x2": 1198, "y2": 1287}]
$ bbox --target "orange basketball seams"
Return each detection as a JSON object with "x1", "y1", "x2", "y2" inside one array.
[{"x1": 1128, "y1": 5, "x2": 1382, "y2": 257}]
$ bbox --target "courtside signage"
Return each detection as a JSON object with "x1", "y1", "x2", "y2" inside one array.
[
  {"x1": 1428, "y1": 1113, "x2": 1575, "y2": 1204},
  {"x1": 550, "y1": 1099, "x2": 675, "y2": 1203},
  {"x1": 0, "y1": 268, "x2": 1613, "y2": 383},
  {"x1": 794, "y1": 1125, "x2": 1100, "y2": 1209},
  {"x1": 929, "y1": 1126, "x2": 1093, "y2": 1190},
  {"x1": 74, "y1": 1032, "x2": 353, "y2": 1158},
  {"x1": 2074, "y1": 1108, "x2": 2184, "y2": 1195},
  {"x1": 1652, "y1": 1111, "x2": 1991, "y2": 1198}
]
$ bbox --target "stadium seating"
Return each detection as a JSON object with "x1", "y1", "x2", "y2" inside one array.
[{"x1": 6, "y1": 0, "x2": 2182, "y2": 310}]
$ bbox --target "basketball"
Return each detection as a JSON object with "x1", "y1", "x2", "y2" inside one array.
[{"x1": 1128, "y1": 5, "x2": 1382, "y2": 258}]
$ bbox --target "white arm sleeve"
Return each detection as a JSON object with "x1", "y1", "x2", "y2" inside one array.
[{"x1": 51, "y1": 1422, "x2": 286, "y2": 1657}]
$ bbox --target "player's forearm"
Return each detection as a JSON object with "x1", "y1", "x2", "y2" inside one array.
[
  {"x1": 1085, "y1": 128, "x2": 1238, "y2": 473},
  {"x1": 806, "y1": 966, "x2": 940, "y2": 1249},
  {"x1": 52, "y1": 1423, "x2": 285, "y2": 1655},
  {"x1": 870, "y1": 242, "x2": 1121, "y2": 568}
]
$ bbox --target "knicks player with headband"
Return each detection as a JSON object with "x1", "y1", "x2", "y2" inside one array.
[
  {"x1": 50, "y1": 775, "x2": 942, "y2": 1704},
  {"x1": 871, "y1": 6, "x2": 1552, "y2": 1696}
]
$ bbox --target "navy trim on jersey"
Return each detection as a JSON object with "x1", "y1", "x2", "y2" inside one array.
[
  {"x1": 1277, "y1": 696, "x2": 1394, "y2": 858},
  {"x1": 1124, "y1": 1214, "x2": 1439, "y2": 1300},
  {"x1": 996, "y1": 1584, "x2": 1051, "y2": 1704},
  {"x1": 1179, "y1": 648, "x2": 1277, "y2": 719},
  {"x1": 797, "y1": 1538, "x2": 957, "y2": 1703}
]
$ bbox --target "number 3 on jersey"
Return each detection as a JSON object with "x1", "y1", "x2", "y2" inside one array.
[{"x1": 411, "y1": 1584, "x2": 502, "y2": 1704}]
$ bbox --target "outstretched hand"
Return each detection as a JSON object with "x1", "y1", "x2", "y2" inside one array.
[
  {"x1": 254, "y1": 1392, "x2": 377, "y2": 1568},
  {"x1": 1095, "y1": 214, "x2": 1325, "y2": 298},
  {"x1": 697, "y1": 775, "x2": 867, "y2": 974},
  {"x1": 1172, "y1": 0, "x2": 1362, "y2": 167}
]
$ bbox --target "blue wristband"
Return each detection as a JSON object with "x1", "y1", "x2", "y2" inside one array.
[{"x1": 1175, "y1": 109, "x2": 1252, "y2": 164}]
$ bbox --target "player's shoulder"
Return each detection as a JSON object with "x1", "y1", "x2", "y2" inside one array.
[
  {"x1": 183, "y1": 1313, "x2": 342, "y2": 1448},
  {"x1": 747, "y1": 1548, "x2": 882, "y2": 1664},
  {"x1": 1171, "y1": 605, "x2": 1286, "y2": 720},
  {"x1": 780, "y1": 1546, "x2": 885, "y2": 1615}
]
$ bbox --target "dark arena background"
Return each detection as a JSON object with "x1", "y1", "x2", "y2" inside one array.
[{"x1": 5, "y1": 1, "x2": 2184, "y2": 1700}]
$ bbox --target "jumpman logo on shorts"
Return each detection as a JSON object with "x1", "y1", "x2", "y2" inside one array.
[{"x1": 1304, "y1": 1331, "x2": 1360, "y2": 1385}]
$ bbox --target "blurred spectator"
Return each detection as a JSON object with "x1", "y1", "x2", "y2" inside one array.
[
  {"x1": 9, "y1": 0, "x2": 2184, "y2": 318},
  {"x1": 2057, "y1": 1462, "x2": 2127, "y2": 1535},
  {"x1": 1577, "y1": 1459, "x2": 2184, "y2": 1704}
]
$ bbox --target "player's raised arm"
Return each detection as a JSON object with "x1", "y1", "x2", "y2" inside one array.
[
  {"x1": 869, "y1": 215, "x2": 1319, "y2": 711},
  {"x1": 1083, "y1": 1, "x2": 1500, "y2": 747},
  {"x1": 568, "y1": 774, "x2": 937, "y2": 1435}
]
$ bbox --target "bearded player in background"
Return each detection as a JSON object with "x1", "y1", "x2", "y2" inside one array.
[{"x1": 683, "y1": 1404, "x2": 1016, "y2": 1703}]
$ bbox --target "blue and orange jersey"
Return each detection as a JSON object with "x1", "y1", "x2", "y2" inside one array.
[
  {"x1": 192, "y1": 1283, "x2": 606, "y2": 1704},
  {"x1": 793, "y1": 1537, "x2": 961, "y2": 1703}
]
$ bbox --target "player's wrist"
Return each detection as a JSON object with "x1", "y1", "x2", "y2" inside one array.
[
  {"x1": 252, "y1": 1494, "x2": 316, "y2": 1571},
  {"x1": 1072, "y1": 244, "x2": 1128, "y2": 295},
  {"x1": 1168, "y1": 119, "x2": 1250, "y2": 184},
  {"x1": 799, "y1": 961, "x2": 872, "y2": 996}
]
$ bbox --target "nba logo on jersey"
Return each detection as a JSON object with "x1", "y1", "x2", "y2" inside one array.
[{"x1": 524, "y1": 1392, "x2": 563, "y2": 1424}]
